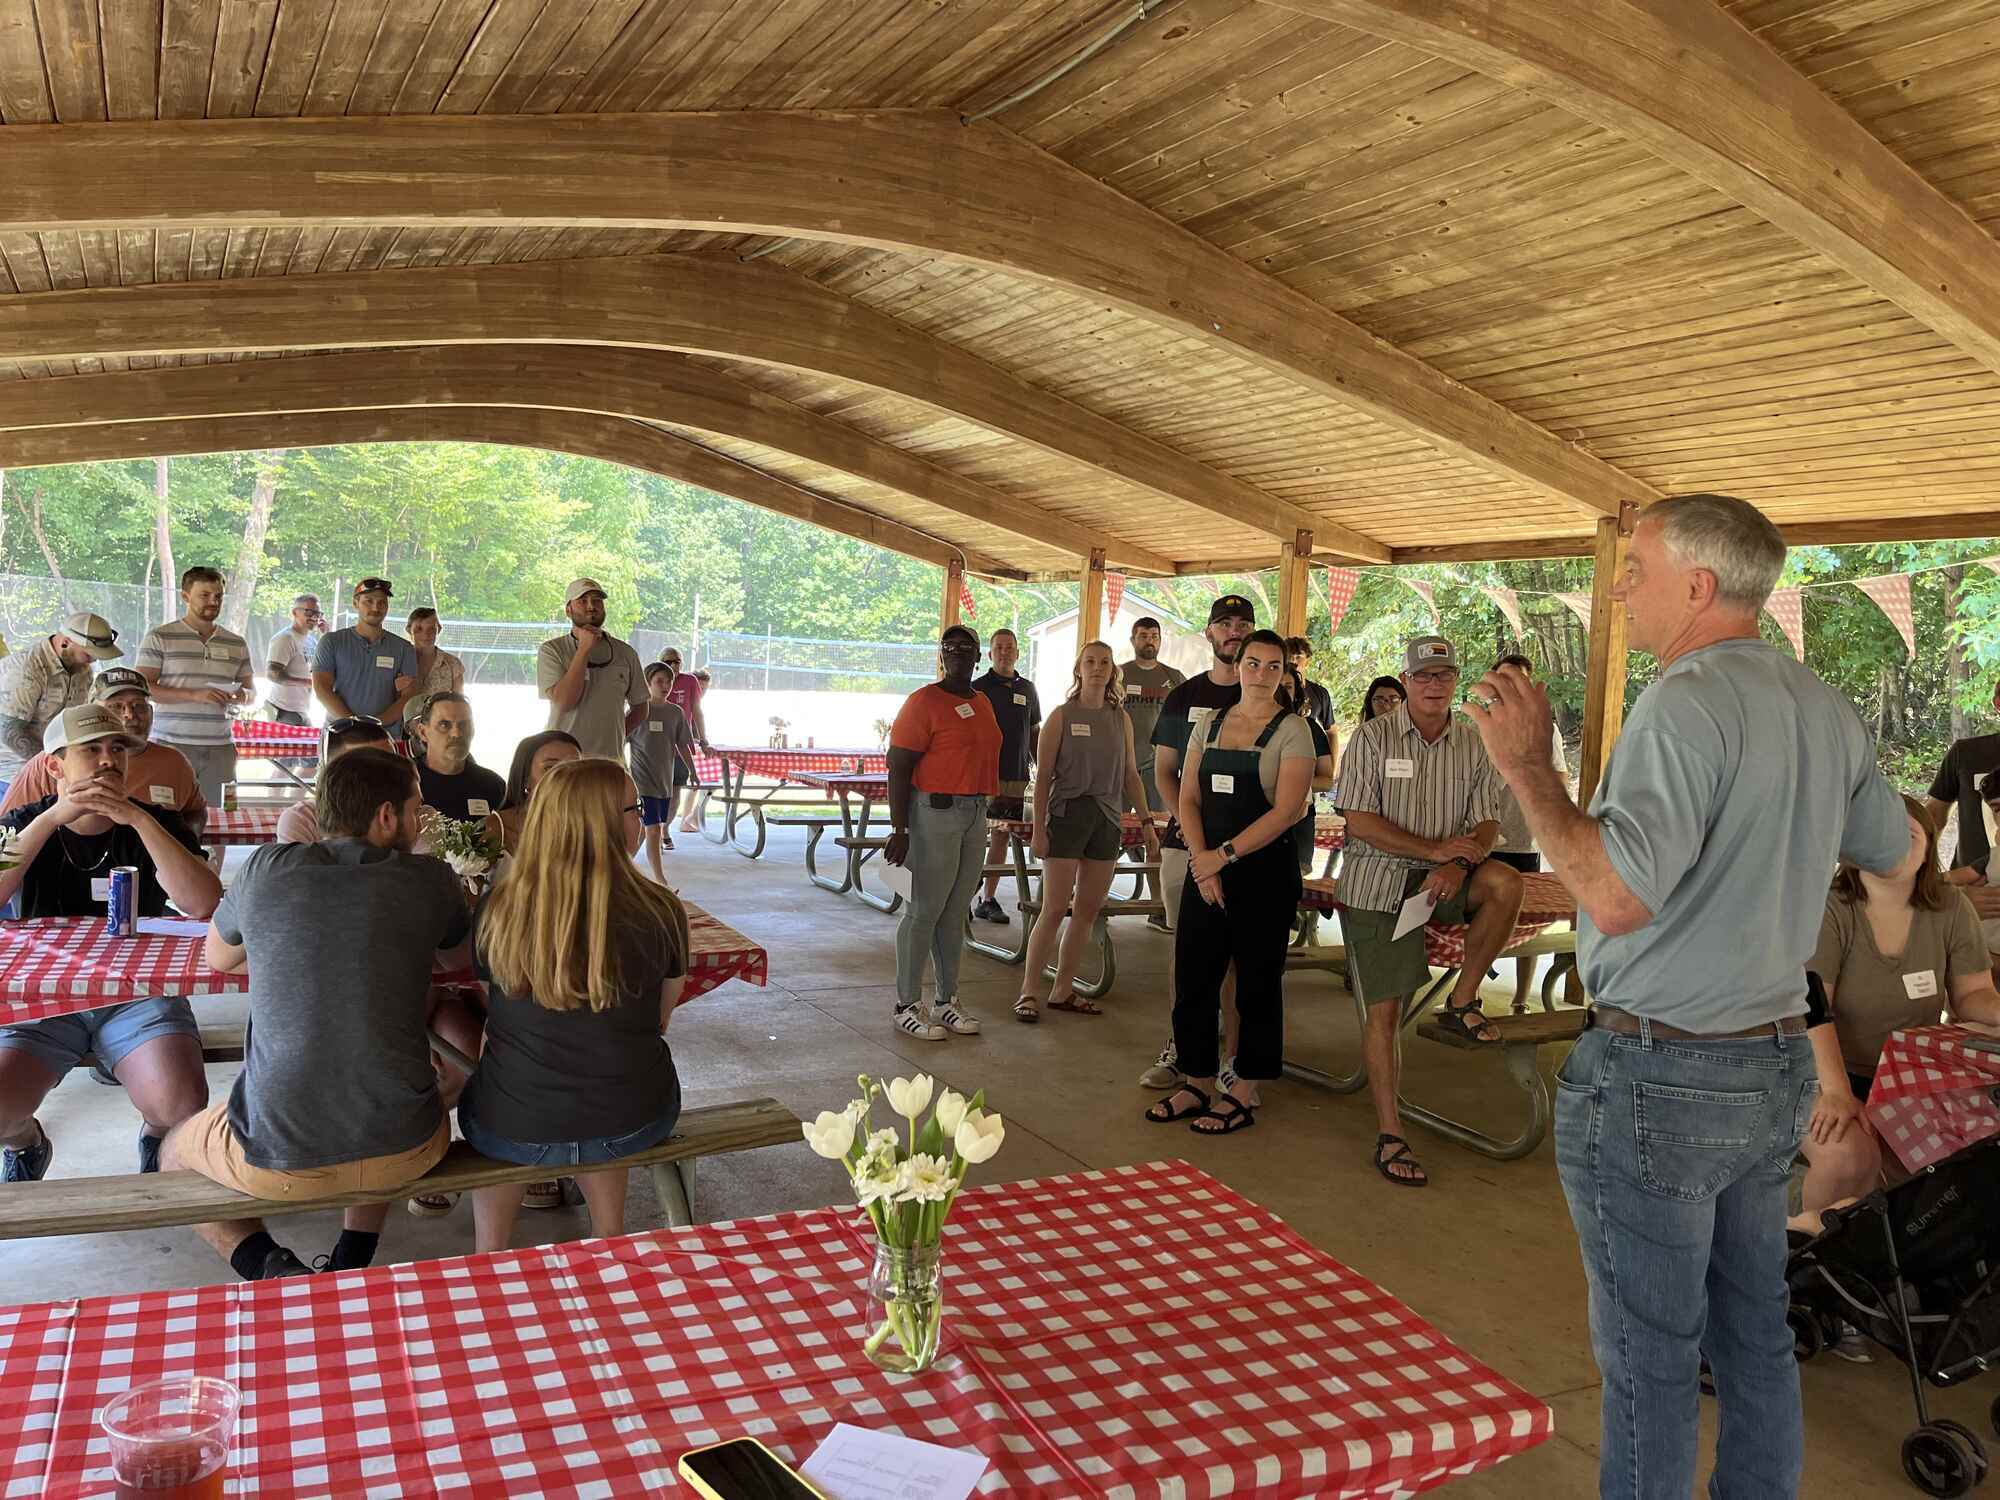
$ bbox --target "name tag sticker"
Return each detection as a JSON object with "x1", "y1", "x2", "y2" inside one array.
[
  {"x1": 1211, "y1": 773, "x2": 1236, "y2": 793},
  {"x1": 467, "y1": 798, "x2": 490, "y2": 817},
  {"x1": 1071, "y1": 722, "x2": 1091, "y2": 737},
  {"x1": 375, "y1": 655, "x2": 395, "y2": 669},
  {"x1": 647, "y1": 722, "x2": 663, "y2": 733},
  {"x1": 90, "y1": 877, "x2": 110, "y2": 903},
  {"x1": 1012, "y1": 693, "x2": 1027, "y2": 706},
  {"x1": 1385, "y1": 758, "x2": 1415, "y2": 780},
  {"x1": 1904, "y1": 969, "x2": 1940, "y2": 1000},
  {"x1": 954, "y1": 702, "x2": 976, "y2": 719},
  {"x1": 150, "y1": 785, "x2": 174, "y2": 805}
]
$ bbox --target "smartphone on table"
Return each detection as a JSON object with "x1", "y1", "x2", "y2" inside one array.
[{"x1": 677, "y1": 1437, "x2": 829, "y2": 1500}]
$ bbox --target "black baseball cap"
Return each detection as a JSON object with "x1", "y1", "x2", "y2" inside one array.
[
  {"x1": 1208, "y1": 595, "x2": 1255, "y2": 624},
  {"x1": 355, "y1": 577, "x2": 394, "y2": 598}
]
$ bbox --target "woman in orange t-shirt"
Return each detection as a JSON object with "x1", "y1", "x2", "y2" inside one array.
[{"x1": 883, "y1": 625, "x2": 1002, "y2": 1041}]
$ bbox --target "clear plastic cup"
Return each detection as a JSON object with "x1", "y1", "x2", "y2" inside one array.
[{"x1": 99, "y1": 1375, "x2": 238, "y2": 1498}]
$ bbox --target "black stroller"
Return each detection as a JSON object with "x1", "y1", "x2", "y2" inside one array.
[{"x1": 1787, "y1": 1132, "x2": 2000, "y2": 1496}]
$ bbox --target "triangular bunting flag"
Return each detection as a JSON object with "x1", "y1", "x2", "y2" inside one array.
[
  {"x1": 1554, "y1": 591, "x2": 1593, "y2": 629},
  {"x1": 958, "y1": 575, "x2": 976, "y2": 621},
  {"x1": 1401, "y1": 578, "x2": 1440, "y2": 629},
  {"x1": 1480, "y1": 585, "x2": 1525, "y2": 639},
  {"x1": 1764, "y1": 586, "x2": 1805, "y2": 661},
  {"x1": 1324, "y1": 568, "x2": 1361, "y2": 635},
  {"x1": 1104, "y1": 571, "x2": 1126, "y2": 624},
  {"x1": 1855, "y1": 573, "x2": 1915, "y2": 659}
]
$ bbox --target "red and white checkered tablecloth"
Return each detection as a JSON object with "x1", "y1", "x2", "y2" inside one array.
[
  {"x1": 695, "y1": 746, "x2": 888, "y2": 783},
  {"x1": 1315, "y1": 819, "x2": 1346, "y2": 852},
  {"x1": 0, "y1": 1160, "x2": 1550, "y2": 1498},
  {"x1": 1299, "y1": 872, "x2": 1573, "y2": 969},
  {"x1": 684, "y1": 907, "x2": 767, "y2": 1000},
  {"x1": 783, "y1": 770, "x2": 889, "y2": 800},
  {"x1": 1867, "y1": 1025, "x2": 2000, "y2": 1171},
  {"x1": 201, "y1": 806, "x2": 281, "y2": 846},
  {"x1": 229, "y1": 720, "x2": 320, "y2": 756},
  {"x1": 0, "y1": 919, "x2": 248, "y2": 1018}
]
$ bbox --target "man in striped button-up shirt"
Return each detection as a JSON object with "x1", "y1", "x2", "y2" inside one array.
[{"x1": 1335, "y1": 635, "x2": 1522, "y2": 1187}]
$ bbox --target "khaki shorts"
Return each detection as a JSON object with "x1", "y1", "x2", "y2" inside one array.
[
  {"x1": 1342, "y1": 868, "x2": 1473, "y2": 1005},
  {"x1": 174, "y1": 1100, "x2": 450, "y2": 1202}
]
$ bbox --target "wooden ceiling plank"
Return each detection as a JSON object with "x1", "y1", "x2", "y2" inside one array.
[
  {"x1": 157, "y1": 0, "x2": 222, "y2": 119},
  {"x1": 474, "y1": 0, "x2": 591, "y2": 113},
  {"x1": 297, "y1": 0, "x2": 392, "y2": 115},
  {"x1": 390, "y1": 0, "x2": 505, "y2": 114},
  {"x1": 514, "y1": 0, "x2": 647, "y2": 113},
  {"x1": 252, "y1": 0, "x2": 337, "y2": 115},
  {"x1": 341, "y1": 0, "x2": 442, "y2": 114},
  {"x1": 32, "y1": 0, "x2": 103, "y2": 120},
  {"x1": 204, "y1": 0, "x2": 278, "y2": 116},
  {"x1": 98, "y1": 0, "x2": 162, "y2": 119},
  {"x1": 0, "y1": 0, "x2": 55, "y2": 122},
  {"x1": 433, "y1": 0, "x2": 553, "y2": 115}
]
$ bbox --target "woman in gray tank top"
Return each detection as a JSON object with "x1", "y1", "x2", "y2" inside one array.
[{"x1": 1015, "y1": 641, "x2": 1151, "y2": 1022}]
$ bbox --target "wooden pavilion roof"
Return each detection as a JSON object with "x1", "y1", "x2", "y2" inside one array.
[{"x1": 2, "y1": 0, "x2": 1998, "y2": 580}]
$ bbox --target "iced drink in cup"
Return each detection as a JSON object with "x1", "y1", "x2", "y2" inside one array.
[{"x1": 100, "y1": 1375, "x2": 238, "y2": 1498}]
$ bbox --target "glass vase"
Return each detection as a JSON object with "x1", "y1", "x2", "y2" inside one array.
[{"x1": 862, "y1": 1240, "x2": 945, "y2": 1374}]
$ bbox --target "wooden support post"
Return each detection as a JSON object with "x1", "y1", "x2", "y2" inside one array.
[
  {"x1": 1578, "y1": 504, "x2": 1638, "y2": 807},
  {"x1": 941, "y1": 557, "x2": 964, "y2": 632},
  {"x1": 1276, "y1": 529, "x2": 1313, "y2": 639},
  {"x1": 1078, "y1": 548, "x2": 1107, "y2": 644}
]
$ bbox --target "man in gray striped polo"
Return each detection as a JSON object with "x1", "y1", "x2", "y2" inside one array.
[
  {"x1": 136, "y1": 567, "x2": 255, "y2": 803},
  {"x1": 1335, "y1": 635, "x2": 1522, "y2": 1187}
]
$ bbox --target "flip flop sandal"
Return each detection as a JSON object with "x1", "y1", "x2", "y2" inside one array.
[
  {"x1": 1045, "y1": 991, "x2": 1102, "y2": 1015},
  {"x1": 1013, "y1": 995, "x2": 1040, "y2": 1024},
  {"x1": 1374, "y1": 1133, "x2": 1429, "y2": 1187},
  {"x1": 1189, "y1": 1095, "x2": 1256, "y2": 1135},
  {"x1": 1144, "y1": 1086, "x2": 1211, "y2": 1124},
  {"x1": 1434, "y1": 1002, "x2": 1501, "y2": 1045}
]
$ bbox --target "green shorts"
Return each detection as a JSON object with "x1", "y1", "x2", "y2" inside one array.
[
  {"x1": 1341, "y1": 868, "x2": 1472, "y2": 1004},
  {"x1": 1046, "y1": 800, "x2": 1121, "y2": 861}
]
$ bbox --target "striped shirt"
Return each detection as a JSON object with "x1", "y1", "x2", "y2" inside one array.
[
  {"x1": 0, "y1": 639, "x2": 89, "y2": 779},
  {"x1": 1334, "y1": 704, "x2": 1506, "y2": 913},
  {"x1": 138, "y1": 620, "x2": 253, "y2": 747}
]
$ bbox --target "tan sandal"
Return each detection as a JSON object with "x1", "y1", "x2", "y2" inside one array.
[
  {"x1": 1046, "y1": 991, "x2": 1102, "y2": 1015},
  {"x1": 1013, "y1": 995, "x2": 1039, "y2": 1024}
]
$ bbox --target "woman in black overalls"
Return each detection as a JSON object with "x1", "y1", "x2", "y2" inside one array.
[{"x1": 1144, "y1": 631, "x2": 1315, "y2": 1134}]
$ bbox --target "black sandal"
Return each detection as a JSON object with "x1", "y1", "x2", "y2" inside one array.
[
  {"x1": 1434, "y1": 1001, "x2": 1500, "y2": 1045},
  {"x1": 1190, "y1": 1094, "x2": 1256, "y2": 1135},
  {"x1": 1374, "y1": 1133, "x2": 1428, "y2": 1187},
  {"x1": 1144, "y1": 1086, "x2": 1210, "y2": 1124}
]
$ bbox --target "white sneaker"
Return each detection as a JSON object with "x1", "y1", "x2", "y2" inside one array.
[
  {"x1": 1829, "y1": 1321, "x2": 1874, "y2": 1363},
  {"x1": 933, "y1": 1000, "x2": 982, "y2": 1036},
  {"x1": 1140, "y1": 1040, "x2": 1182, "y2": 1089},
  {"x1": 1217, "y1": 1060, "x2": 1240, "y2": 1093},
  {"x1": 894, "y1": 1005, "x2": 948, "y2": 1041}
]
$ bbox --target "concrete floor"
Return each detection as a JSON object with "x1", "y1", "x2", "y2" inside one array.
[{"x1": 4, "y1": 827, "x2": 1990, "y2": 1497}]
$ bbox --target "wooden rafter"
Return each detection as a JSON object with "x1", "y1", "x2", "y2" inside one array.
[
  {"x1": 1392, "y1": 509, "x2": 2000, "y2": 564},
  {"x1": 0, "y1": 254, "x2": 1391, "y2": 564},
  {"x1": 0, "y1": 408, "x2": 1027, "y2": 580},
  {"x1": 0, "y1": 345, "x2": 1174, "y2": 574},
  {"x1": 1267, "y1": 0, "x2": 2000, "y2": 382},
  {"x1": 0, "y1": 111, "x2": 1654, "y2": 522}
]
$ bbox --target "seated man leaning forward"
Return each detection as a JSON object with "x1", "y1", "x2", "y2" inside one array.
[
  {"x1": 0, "y1": 706, "x2": 222, "y2": 1183},
  {"x1": 1334, "y1": 634, "x2": 1523, "y2": 1188},
  {"x1": 164, "y1": 747, "x2": 473, "y2": 1281}
]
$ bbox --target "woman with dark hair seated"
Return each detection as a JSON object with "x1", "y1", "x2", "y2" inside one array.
[{"x1": 495, "y1": 730, "x2": 582, "y2": 853}]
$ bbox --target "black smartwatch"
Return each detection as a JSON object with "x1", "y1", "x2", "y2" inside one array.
[
  {"x1": 1449, "y1": 856, "x2": 1475, "y2": 873},
  {"x1": 1222, "y1": 841, "x2": 1240, "y2": 864}
]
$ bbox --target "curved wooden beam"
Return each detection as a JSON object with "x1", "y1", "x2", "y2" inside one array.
[
  {"x1": 1267, "y1": 0, "x2": 2000, "y2": 380},
  {"x1": 0, "y1": 110, "x2": 1648, "y2": 521},
  {"x1": 0, "y1": 407, "x2": 1025, "y2": 579},
  {"x1": 0, "y1": 253, "x2": 1390, "y2": 563},
  {"x1": 0, "y1": 345, "x2": 1172, "y2": 574}
]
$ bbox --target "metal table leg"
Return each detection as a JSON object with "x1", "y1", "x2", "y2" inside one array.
[
  {"x1": 1280, "y1": 980, "x2": 1370, "y2": 1094},
  {"x1": 1399, "y1": 1043, "x2": 1551, "y2": 1161},
  {"x1": 649, "y1": 1158, "x2": 695, "y2": 1228},
  {"x1": 965, "y1": 830, "x2": 1030, "y2": 964},
  {"x1": 699, "y1": 757, "x2": 735, "y2": 845},
  {"x1": 851, "y1": 795, "x2": 903, "y2": 913},
  {"x1": 806, "y1": 789, "x2": 856, "y2": 894}
]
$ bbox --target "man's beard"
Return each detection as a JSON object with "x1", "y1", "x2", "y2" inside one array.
[
  {"x1": 1134, "y1": 645, "x2": 1158, "y2": 662},
  {"x1": 1213, "y1": 636, "x2": 1243, "y2": 664}
]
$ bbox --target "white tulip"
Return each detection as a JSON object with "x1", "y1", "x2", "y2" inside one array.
[
  {"x1": 955, "y1": 1109, "x2": 1005, "y2": 1164},
  {"x1": 933, "y1": 1088, "x2": 969, "y2": 1138},
  {"x1": 800, "y1": 1109, "x2": 857, "y2": 1161},
  {"x1": 896, "y1": 1153, "x2": 956, "y2": 1204},
  {"x1": 885, "y1": 1074, "x2": 934, "y2": 1122}
]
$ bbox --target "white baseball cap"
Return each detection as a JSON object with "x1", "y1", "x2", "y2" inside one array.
[
  {"x1": 60, "y1": 612, "x2": 124, "y2": 660},
  {"x1": 43, "y1": 704, "x2": 143, "y2": 755},
  {"x1": 565, "y1": 578, "x2": 607, "y2": 605}
]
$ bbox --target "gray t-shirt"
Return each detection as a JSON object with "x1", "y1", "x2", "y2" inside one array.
[
  {"x1": 1582, "y1": 639, "x2": 1909, "y2": 1031},
  {"x1": 1120, "y1": 660, "x2": 1184, "y2": 773},
  {"x1": 537, "y1": 632, "x2": 646, "y2": 759},
  {"x1": 628, "y1": 700, "x2": 696, "y2": 798},
  {"x1": 1812, "y1": 888, "x2": 1989, "y2": 1075},
  {"x1": 214, "y1": 838, "x2": 471, "y2": 1170},
  {"x1": 312, "y1": 627, "x2": 417, "y2": 719}
]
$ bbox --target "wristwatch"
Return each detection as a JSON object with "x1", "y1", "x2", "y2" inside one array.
[
  {"x1": 1222, "y1": 841, "x2": 1240, "y2": 864},
  {"x1": 1449, "y1": 855, "x2": 1475, "y2": 873}
]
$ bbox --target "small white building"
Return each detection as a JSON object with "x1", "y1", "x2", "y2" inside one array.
[{"x1": 1023, "y1": 591, "x2": 1198, "y2": 707}]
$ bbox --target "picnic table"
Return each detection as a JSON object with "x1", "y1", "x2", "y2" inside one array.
[
  {"x1": 782, "y1": 770, "x2": 900, "y2": 908},
  {"x1": 1867, "y1": 1024, "x2": 2000, "y2": 1172},
  {"x1": 0, "y1": 1159, "x2": 1550, "y2": 1498},
  {"x1": 228, "y1": 718, "x2": 320, "y2": 791},
  {"x1": 689, "y1": 745, "x2": 889, "y2": 858},
  {"x1": 201, "y1": 805, "x2": 281, "y2": 847}
]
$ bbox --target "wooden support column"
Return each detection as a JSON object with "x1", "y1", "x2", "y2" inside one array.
[
  {"x1": 1275, "y1": 529, "x2": 1314, "y2": 639},
  {"x1": 1578, "y1": 504, "x2": 1638, "y2": 807},
  {"x1": 1077, "y1": 548, "x2": 1108, "y2": 644},
  {"x1": 941, "y1": 557, "x2": 963, "y2": 632}
]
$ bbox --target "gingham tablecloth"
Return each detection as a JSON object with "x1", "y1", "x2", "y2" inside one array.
[
  {"x1": 229, "y1": 720, "x2": 320, "y2": 756},
  {"x1": 783, "y1": 771, "x2": 889, "y2": 800},
  {"x1": 0, "y1": 1160, "x2": 1550, "y2": 1499},
  {"x1": 684, "y1": 907, "x2": 767, "y2": 999},
  {"x1": 0, "y1": 919, "x2": 248, "y2": 1016},
  {"x1": 693, "y1": 746, "x2": 888, "y2": 783},
  {"x1": 1867, "y1": 1024, "x2": 2000, "y2": 1171},
  {"x1": 201, "y1": 806, "x2": 281, "y2": 846},
  {"x1": 1315, "y1": 819, "x2": 1346, "y2": 852},
  {"x1": 1299, "y1": 872, "x2": 1573, "y2": 968}
]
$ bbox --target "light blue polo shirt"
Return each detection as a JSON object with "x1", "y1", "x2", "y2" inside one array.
[
  {"x1": 312, "y1": 627, "x2": 417, "y2": 718},
  {"x1": 1581, "y1": 638, "x2": 1909, "y2": 1032}
]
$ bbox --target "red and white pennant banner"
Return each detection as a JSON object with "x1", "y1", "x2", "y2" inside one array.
[
  {"x1": 1402, "y1": 578, "x2": 1440, "y2": 629},
  {"x1": 1855, "y1": 573, "x2": 1915, "y2": 659},
  {"x1": 1104, "y1": 571, "x2": 1127, "y2": 623},
  {"x1": 1324, "y1": 568, "x2": 1361, "y2": 635},
  {"x1": 1764, "y1": 586, "x2": 1805, "y2": 661},
  {"x1": 1554, "y1": 591, "x2": 1592, "y2": 629},
  {"x1": 958, "y1": 575, "x2": 977, "y2": 620},
  {"x1": 1480, "y1": 585, "x2": 1525, "y2": 639}
]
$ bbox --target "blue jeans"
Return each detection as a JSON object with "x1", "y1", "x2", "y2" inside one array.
[
  {"x1": 1555, "y1": 1023, "x2": 1818, "y2": 1500},
  {"x1": 457, "y1": 1082, "x2": 681, "y2": 1168},
  {"x1": 893, "y1": 793, "x2": 987, "y2": 1010}
]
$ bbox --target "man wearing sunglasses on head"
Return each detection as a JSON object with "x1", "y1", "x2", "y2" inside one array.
[
  {"x1": 0, "y1": 610, "x2": 123, "y2": 798},
  {"x1": 312, "y1": 579, "x2": 418, "y2": 738}
]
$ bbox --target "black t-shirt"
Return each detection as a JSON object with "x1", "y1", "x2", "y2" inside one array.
[
  {"x1": 417, "y1": 759, "x2": 508, "y2": 823},
  {"x1": 1150, "y1": 672, "x2": 1242, "y2": 851},
  {"x1": 1930, "y1": 732, "x2": 2000, "y2": 872},
  {"x1": 972, "y1": 670, "x2": 1041, "y2": 784},
  {"x1": 1291, "y1": 717, "x2": 1332, "y2": 867},
  {"x1": 1301, "y1": 679, "x2": 1334, "y2": 732},
  {"x1": 0, "y1": 797, "x2": 201, "y2": 918}
]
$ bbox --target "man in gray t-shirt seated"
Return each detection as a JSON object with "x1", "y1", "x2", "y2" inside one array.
[{"x1": 164, "y1": 748, "x2": 473, "y2": 1281}]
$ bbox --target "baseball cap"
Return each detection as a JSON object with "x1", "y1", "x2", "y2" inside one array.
[
  {"x1": 565, "y1": 578, "x2": 607, "y2": 605},
  {"x1": 43, "y1": 704, "x2": 142, "y2": 756},
  {"x1": 354, "y1": 577, "x2": 394, "y2": 598},
  {"x1": 60, "y1": 612, "x2": 123, "y2": 660},
  {"x1": 90, "y1": 667, "x2": 151, "y2": 703},
  {"x1": 1208, "y1": 594, "x2": 1255, "y2": 624},
  {"x1": 1404, "y1": 636, "x2": 1460, "y2": 673}
]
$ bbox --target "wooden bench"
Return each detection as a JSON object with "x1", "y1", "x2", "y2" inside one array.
[
  {"x1": 1008, "y1": 890, "x2": 1165, "y2": 999},
  {"x1": 1400, "y1": 1008, "x2": 1586, "y2": 1161},
  {"x1": 0, "y1": 1097, "x2": 801, "y2": 1240}
]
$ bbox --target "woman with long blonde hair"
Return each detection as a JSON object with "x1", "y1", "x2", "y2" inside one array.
[
  {"x1": 460, "y1": 757, "x2": 690, "y2": 1251},
  {"x1": 1014, "y1": 640, "x2": 1150, "y2": 1021}
]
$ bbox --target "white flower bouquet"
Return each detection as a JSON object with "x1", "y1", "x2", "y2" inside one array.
[
  {"x1": 420, "y1": 810, "x2": 504, "y2": 891},
  {"x1": 803, "y1": 1073, "x2": 1005, "y2": 1371}
]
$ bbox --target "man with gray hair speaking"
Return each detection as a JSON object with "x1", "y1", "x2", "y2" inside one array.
[{"x1": 1465, "y1": 493, "x2": 1910, "y2": 1500}]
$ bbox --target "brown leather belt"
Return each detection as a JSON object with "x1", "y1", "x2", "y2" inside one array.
[{"x1": 1586, "y1": 1004, "x2": 1807, "y2": 1042}]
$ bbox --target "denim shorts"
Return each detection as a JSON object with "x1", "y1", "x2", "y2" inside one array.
[
  {"x1": 458, "y1": 1086, "x2": 682, "y2": 1168},
  {"x1": 0, "y1": 996, "x2": 200, "y2": 1076}
]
